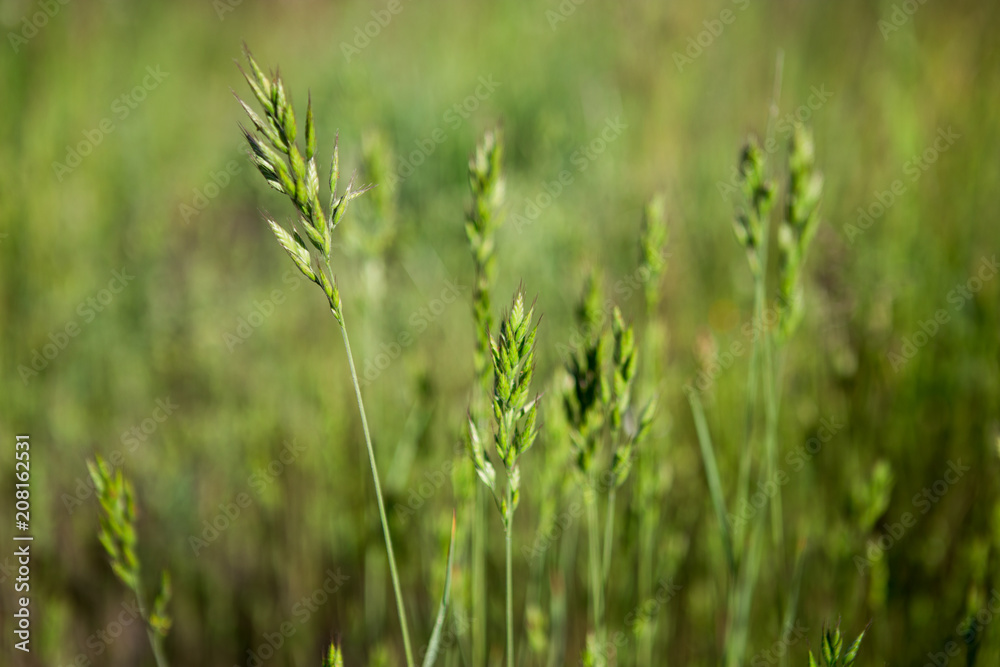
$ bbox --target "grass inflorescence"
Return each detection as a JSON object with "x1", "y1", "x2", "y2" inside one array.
[{"x1": 73, "y1": 42, "x2": 881, "y2": 667}]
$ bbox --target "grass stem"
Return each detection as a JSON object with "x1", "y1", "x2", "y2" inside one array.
[
  {"x1": 473, "y1": 486, "x2": 487, "y2": 667},
  {"x1": 586, "y1": 481, "x2": 606, "y2": 665},
  {"x1": 337, "y1": 303, "x2": 414, "y2": 667},
  {"x1": 506, "y1": 485, "x2": 515, "y2": 667},
  {"x1": 602, "y1": 487, "x2": 617, "y2": 590},
  {"x1": 135, "y1": 583, "x2": 168, "y2": 667}
]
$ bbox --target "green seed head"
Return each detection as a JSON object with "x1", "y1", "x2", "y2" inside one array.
[{"x1": 236, "y1": 48, "x2": 372, "y2": 320}]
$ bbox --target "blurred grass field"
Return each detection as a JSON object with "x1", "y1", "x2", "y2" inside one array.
[{"x1": 2, "y1": 0, "x2": 1000, "y2": 665}]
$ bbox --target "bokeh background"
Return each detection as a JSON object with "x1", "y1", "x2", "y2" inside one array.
[{"x1": 2, "y1": 0, "x2": 1000, "y2": 665}]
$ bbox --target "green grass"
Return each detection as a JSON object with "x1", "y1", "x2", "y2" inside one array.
[{"x1": 2, "y1": 1, "x2": 1000, "y2": 666}]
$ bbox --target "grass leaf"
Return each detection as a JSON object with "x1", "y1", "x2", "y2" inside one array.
[{"x1": 422, "y1": 513, "x2": 457, "y2": 667}]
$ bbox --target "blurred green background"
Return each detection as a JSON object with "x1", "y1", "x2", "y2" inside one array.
[{"x1": 2, "y1": 0, "x2": 999, "y2": 665}]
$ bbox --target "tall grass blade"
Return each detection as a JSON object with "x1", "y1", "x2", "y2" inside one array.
[
  {"x1": 685, "y1": 387, "x2": 735, "y2": 574},
  {"x1": 422, "y1": 513, "x2": 457, "y2": 667}
]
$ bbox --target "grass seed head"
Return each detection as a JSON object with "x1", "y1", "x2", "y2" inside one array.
[
  {"x1": 236, "y1": 46, "x2": 373, "y2": 324},
  {"x1": 777, "y1": 124, "x2": 823, "y2": 340},
  {"x1": 733, "y1": 138, "x2": 775, "y2": 277},
  {"x1": 323, "y1": 642, "x2": 344, "y2": 667},
  {"x1": 88, "y1": 456, "x2": 140, "y2": 590},
  {"x1": 483, "y1": 290, "x2": 540, "y2": 524},
  {"x1": 639, "y1": 194, "x2": 668, "y2": 313},
  {"x1": 565, "y1": 277, "x2": 610, "y2": 474}
]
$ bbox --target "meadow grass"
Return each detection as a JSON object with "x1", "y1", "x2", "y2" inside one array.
[{"x1": 6, "y1": 3, "x2": 999, "y2": 667}]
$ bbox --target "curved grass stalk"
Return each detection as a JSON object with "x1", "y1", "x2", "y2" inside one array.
[
  {"x1": 335, "y1": 281, "x2": 416, "y2": 667},
  {"x1": 234, "y1": 46, "x2": 416, "y2": 667}
]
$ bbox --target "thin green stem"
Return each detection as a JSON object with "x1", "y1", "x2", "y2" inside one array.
[
  {"x1": 762, "y1": 48, "x2": 786, "y2": 557},
  {"x1": 471, "y1": 238, "x2": 491, "y2": 667},
  {"x1": 726, "y1": 520, "x2": 763, "y2": 667},
  {"x1": 687, "y1": 388, "x2": 735, "y2": 575},
  {"x1": 505, "y1": 496, "x2": 515, "y2": 667},
  {"x1": 735, "y1": 275, "x2": 762, "y2": 533},
  {"x1": 548, "y1": 513, "x2": 578, "y2": 667},
  {"x1": 134, "y1": 582, "x2": 168, "y2": 667},
  {"x1": 637, "y1": 484, "x2": 656, "y2": 667},
  {"x1": 336, "y1": 304, "x2": 414, "y2": 667},
  {"x1": 473, "y1": 486, "x2": 487, "y2": 667},
  {"x1": 763, "y1": 331, "x2": 783, "y2": 551},
  {"x1": 602, "y1": 487, "x2": 617, "y2": 586},
  {"x1": 586, "y1": 481, "x2": 605, "y2": 666},
  {"x1": 778, "y1": 543, "x2": 805, "y2": 667},
  {"x1": 637, "y1": 310, "x2": 664, "y2": 667}
]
